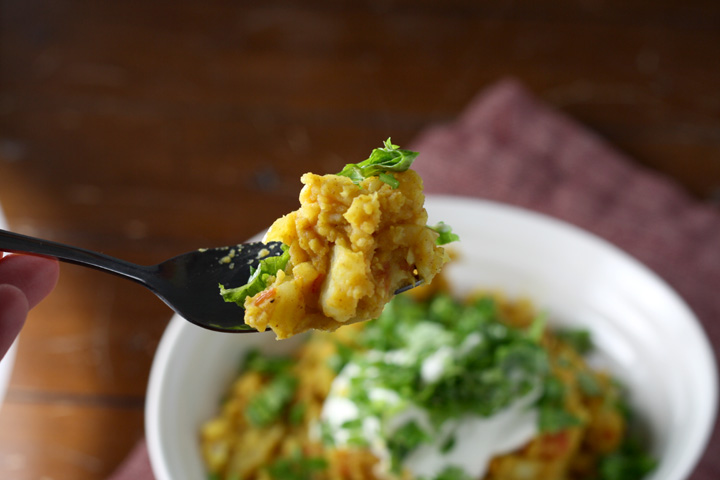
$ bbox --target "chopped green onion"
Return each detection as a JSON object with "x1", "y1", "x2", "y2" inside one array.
[{"x1": 428, "y1": 221, "x2": 460, "y2": 245}]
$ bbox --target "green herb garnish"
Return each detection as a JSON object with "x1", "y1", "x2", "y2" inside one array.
[
  {"x1": 440, "y1": 435, "x2": 456, "y2": 454},
  {"x1": 337, "y1": 138, "x2": 418, "y2": 188},
  {"x1": 321, "y1": 292, "x2": 554, "y2": 465},
  {"x1": 219, "y1": 244, "x2": 290, "y2": 307},
  {"x1": 339, "y1": 139, "x2": 459, "y2": 245},
  {"x1": 407, "y1": 294, "x2": 549, "y2": 422},
  {"x1": 537, "y1": 405, "x2": 583, "y2": 433},
  {"x1": 429, "y1": 466, "x2": 474, "y2": 480},
  {"x1": 245, "y1": 372, "x2": 298, "y2": 427},
  {"x1": 598, "y1": 437, "x2": 657, "y2": 480},
  {"x1": 327, "y1": 340, "x2": 356, "y2": 374},
  {"x1": 289, "y1": 402, "x2": 307, "y2": 426},
  {"x1": 265, "y1": 449, "x2": 328, "y2": 480},
  {"x1": 243, "y1": 348, "x2": 295, "y2": 375},
  {"x1": 536, "y1": 375, "x2": 583, "y2": 433},
  {"x1": 428, "y1": 221, "x2": 460, "y2": 245},
  {"x1": 555, "y1": 327, "x2": 594, "y2": 354},
  {"x1": 387, "y1": 421, "x2": 432, "y2": 472},
  {"x1": 577, "y1": 371, "x2": 602, "y2": 397},
  {"x1": 228, "y1": 290, "x2": 654, "y2": 480}
]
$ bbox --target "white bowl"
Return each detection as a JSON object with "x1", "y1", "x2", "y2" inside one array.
[
  {"x1": 0, "y1": 204, "x2": 18, "y2": 411},
  {"x1": 146, "y1": 195, "x2": 717, "y2": 480}
]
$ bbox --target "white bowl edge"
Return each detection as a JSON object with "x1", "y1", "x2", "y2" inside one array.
[{"x1": 146, "y1": 195, "x2": 718, "y2": 480}]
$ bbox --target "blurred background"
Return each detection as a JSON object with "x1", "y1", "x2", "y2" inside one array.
[{"x1": 0, "y1": 1, "x2": 719, "y2": 478}]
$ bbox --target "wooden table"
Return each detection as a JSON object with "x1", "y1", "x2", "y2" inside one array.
[{"x1": 0, "y1": 1, "x2": 718, "y2": 478}]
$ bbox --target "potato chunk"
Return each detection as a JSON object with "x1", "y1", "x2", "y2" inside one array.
[{"x1": 320, "y1": 244, "x2": 372, "y2": 322}]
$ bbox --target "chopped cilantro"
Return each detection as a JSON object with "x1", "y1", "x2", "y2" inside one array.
[
  {"x1": 212, "y1": 288, "x2": 659, "y2": 480},
  {"x1": 537, "y1": 405, "x2": 583, "y2": 433},
  {"x1": 337, "y1": 138, "x2": 418, "y2": 188},
  {"x1": 536, "y1": 375, "x2": 583, "y2": 432},
  {"x1": 289, "y1": 402, "x2": 306, "y2": 426},
  {"x1": 526, "y1": 312, "x2": 547, "y2": 342},
  {"x1": 555, "y1": 327, "x2": 594, "y2": 354},
  {"x1": 319, "y1": 421, "x2": 335, "y2": 446},
  {"x1": 598, "y1": 437, "x2": 657, "y2": 480},
  {"x1": 219, "y1": 244, "x2": 290, "y2": 308},
  {"x1": 440, "y1": 435, "x2": 456, "y2": 453},
  {"x1": 387, "y1": 421, "x2": 432, "y2": 472},
  {"x1": 243, "y1": 348, "x2": 294, "y2": 375},
  {"x1": 320, "y1": 292, "x2": 648, "y2": 480},
  {"x1": 327, "y1": 341, "x2": 355, "y2": 374},
  {"x1": 330, "y1": 293, "x2": 553, "y2": 441},
  {"x1": 577, "y1": 371, "x2": 602, "y2": 397},
  {"x1": 357, "y1": 294, "x2": 418, "y2": 351},
  {"x1": 429, "y1": 466, "x2": 473, "y2": 480},
  {"x1": 415, "y1": 304, "x2": 549, "y2": 422},
  {"x1": 265, "y1": 449, "x2": 327, "y2": 480},
  {"x1": 540, "y1": 375, "x2": 566, "y2": 403},
  {"x1": 427, "y1": 293, "x2": 464, "y2": 326},
  {"x1": 245, "y1": 372, "x2": 298, "y2": 427},
  {"x1": 342, "y1": 417, "x2": 369, "y2": 447},
  {"x1": 240, "y1": 348, "x2": 300, "y2": 428}
]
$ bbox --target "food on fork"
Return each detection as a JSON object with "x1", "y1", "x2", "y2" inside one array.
[{"x1": 220, "y1": 139, "x2": 457, "y2": 339}]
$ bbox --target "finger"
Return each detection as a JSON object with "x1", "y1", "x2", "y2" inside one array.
[
  {"x1": 0, "y1": 284, "x2": 29, "y2": 359},
  {"x1": 0, "y1": 254, "x2": 60, "y2": 309}
]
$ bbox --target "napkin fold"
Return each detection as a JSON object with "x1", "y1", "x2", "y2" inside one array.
[{"x1": 109, "y1": 79, "x2": 719, "y2": 479}]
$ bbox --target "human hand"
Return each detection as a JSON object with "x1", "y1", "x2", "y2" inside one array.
[{"x1": 0, "y1": 253, "x2": 59, "y2": 359}]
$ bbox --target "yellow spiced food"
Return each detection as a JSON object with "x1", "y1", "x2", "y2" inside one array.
[
  {"x1": 221, "y1": 139, "x2": 453, "y2": 339},
  {"x1": 245, "y1": 169, "x2": 447, "y2": 339},
  {"x1": 201, "y1": 289, "x2": 655, "y2": 480}
]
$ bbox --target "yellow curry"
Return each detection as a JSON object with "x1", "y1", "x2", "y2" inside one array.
[
  {"x1": 221, "y1": 140, "x2": 451, "y2": 339},
  {"x1": 202, "y1": 284, "x2": 655, "y2": 480}
]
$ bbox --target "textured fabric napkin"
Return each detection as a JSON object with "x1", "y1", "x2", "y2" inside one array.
[{"x1": 108, "y1": 79, "x2": 720, "y2": 479}]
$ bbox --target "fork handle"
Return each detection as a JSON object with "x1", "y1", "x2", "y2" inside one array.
[{"x1": 0, "y1": 228, "x2": 151, "y2": 285}]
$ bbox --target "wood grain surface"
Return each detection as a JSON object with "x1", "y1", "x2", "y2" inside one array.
[{"x1": 1, "y1": 1, "x2": 719, "y2": 478}]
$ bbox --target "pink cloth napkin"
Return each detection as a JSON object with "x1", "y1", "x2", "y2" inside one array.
[{"x1": 109, "y1": 79, "x2": 720, "y2": 479}]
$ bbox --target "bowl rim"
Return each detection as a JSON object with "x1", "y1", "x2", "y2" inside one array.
[{"x1": 145, "y1": 194, "x2": 718, "y2": 480}]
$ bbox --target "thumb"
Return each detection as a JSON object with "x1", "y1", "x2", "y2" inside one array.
[{"x1": 0, "y1": 284, "x2": 30, "y2": 360}]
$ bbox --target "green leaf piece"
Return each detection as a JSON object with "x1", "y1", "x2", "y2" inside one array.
[
  {"x1": 598, "y1": 438, "x2": 657, "y2": 480},
  {"x1": 555, "y1": 328, "x2": 594, "y2": 354},
  {"x1": 245, "y1": 373, "x2": 298, "y2": 427},
  {"x1": 265, "y1": 448, "x2": 328, "y2": 480},
  {"x1": 337, "y1": 138, "x2": 418, "y2": 188},
  {"x1": 428, "y1": 221, "x2": 460, "y2": 245},
  {"x1": 219, "y1": 244, "x2": 290, "y2": 307}
]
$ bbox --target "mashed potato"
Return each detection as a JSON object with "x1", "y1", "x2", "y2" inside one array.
[{"x1": 242, "y1": 169, "x2": 448, "y2": 339}]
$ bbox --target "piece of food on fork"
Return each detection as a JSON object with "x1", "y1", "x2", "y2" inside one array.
[{"x1": 220, "y1": 138, "x2": 458, "y2": 339}]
